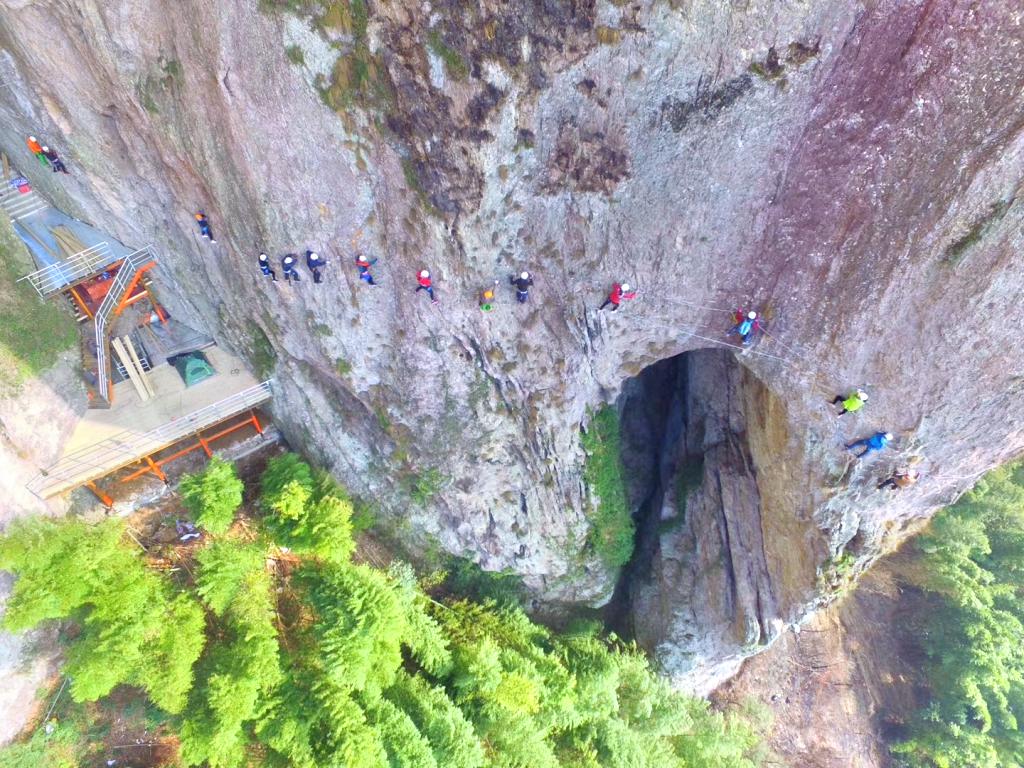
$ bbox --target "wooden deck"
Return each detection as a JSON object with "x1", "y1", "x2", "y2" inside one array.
[{"x1": 29, "y1": 346, "x2": 270, "y2": 498}]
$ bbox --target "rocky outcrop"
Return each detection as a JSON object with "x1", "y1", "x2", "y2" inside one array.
[{"x1": 0, "y1": 0, "x2": 1022, "y2": 693}]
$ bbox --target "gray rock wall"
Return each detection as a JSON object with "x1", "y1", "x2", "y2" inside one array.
[{"x1": 0, "y1": 0, "x2": 1021, "y2": 694}]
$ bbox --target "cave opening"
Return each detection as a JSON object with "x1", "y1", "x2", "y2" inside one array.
[{"x1": 603, "y1": 347, "x2": 770, "y2": 645}]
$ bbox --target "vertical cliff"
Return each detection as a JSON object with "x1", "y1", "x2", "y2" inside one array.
[{"x1": 0, "y1": 0, "x2": 1022, "y2": 689}]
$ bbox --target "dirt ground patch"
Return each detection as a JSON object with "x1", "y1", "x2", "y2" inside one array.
[{"x1": 712, "y1": 563, "x2": 927, "y2": 768}]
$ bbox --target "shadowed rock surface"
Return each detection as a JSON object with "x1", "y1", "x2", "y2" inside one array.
[{"x1": 0, "y1": 0, "x2": 1022, "y2": 702}]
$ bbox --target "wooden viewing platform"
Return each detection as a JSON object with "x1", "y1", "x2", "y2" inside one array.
[{"x1": 27, "y1": 345, "x2": 272, "y2": 500}]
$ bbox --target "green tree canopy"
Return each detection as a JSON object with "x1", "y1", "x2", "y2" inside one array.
[
  {"x1": 179, "y1": 456, "x2": 244, "y2": 534},
  {"x1": 893, "y1": 463, "x2": 1024, "y2": 768}
]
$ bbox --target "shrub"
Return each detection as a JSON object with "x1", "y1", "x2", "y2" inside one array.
[
  {"x1": 581, "y1": 406, "x2": 635, "y2": 568},
  {"x1": 179, "y1": 457, "x2": 244, "y2": 534}
]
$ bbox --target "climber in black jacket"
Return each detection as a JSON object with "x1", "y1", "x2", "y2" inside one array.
[{"x1": 510, "y1": 271, "x2": 534, "y2": 303}]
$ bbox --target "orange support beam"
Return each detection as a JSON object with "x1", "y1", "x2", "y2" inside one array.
[
  {"x1": 118, "y1": 412, "x2": 264, "y2": 485},
  {"x1": 68, "y1": 286, "x2": 94, "y2": 319},
  {"x1": 145, "y1": 455, "x2": 167, "y2": 483},
  {"x1": 113, "y1": 261, "x2": 156, "y2": 316},
  {"x1": 85, "y1": 481, "x2": 114, "y2": 508}
]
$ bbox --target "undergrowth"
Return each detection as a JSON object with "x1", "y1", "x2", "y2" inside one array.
[
  {"x1": 581, "y1": 406, "x2": 635, "y2": 568},
  {"x1": 0, "y1": 219, "x2": 77, "y2": 393}
]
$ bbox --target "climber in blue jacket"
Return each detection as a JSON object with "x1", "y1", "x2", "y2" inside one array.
[
  {"x1": 306, "y1": 250, "x2": 326, "y2": 284},
  {"x1": 846, "y1": 432, "x2": 893, "y2": 458},
  {"x1": 282, "y1": 253, "x2": 301, "y2": 284},
  {"x1": 258, "y1": 253, "x2": 277, "y2": 281}
]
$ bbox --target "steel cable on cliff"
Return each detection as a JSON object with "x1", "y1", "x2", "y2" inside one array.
[{"x1": 653, "y1": 295, "x2": 849, "y2": 394}]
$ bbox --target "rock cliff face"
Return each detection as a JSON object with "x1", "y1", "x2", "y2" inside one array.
[{"x1": 0, "y1": 0, "x2": 1022, "y2": 691}]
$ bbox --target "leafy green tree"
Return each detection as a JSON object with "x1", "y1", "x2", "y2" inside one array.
[
  {"x1": 0, "y1": 517, "x2": 205, "y2": 713},
  {"x1": 261, "y1": 453, "x2": 315, "y2": 520},
  {"x1": 262, "y1": 454, "x2": 355, "y2": 562},
  {"x1": 0, "y1": 459, "x2": 765, "y2": 768},
  {"x1": 179, "y1": 540, "x2": 283, "y2": 768},
  {"x1": 893, "y1": 463, "x2": 1024, "y2": 767},
  {"x1": 179, "y1": 456, "x2": 244, "y2": 533}
]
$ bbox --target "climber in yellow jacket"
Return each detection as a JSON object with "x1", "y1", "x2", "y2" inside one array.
[{"x1": 831, "y1": 389, "x2": 868, "y2": 416}]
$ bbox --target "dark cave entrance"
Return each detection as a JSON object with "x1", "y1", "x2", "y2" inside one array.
[{"x1": 602, "y1": 347, "x2": 767, "y2": 641}]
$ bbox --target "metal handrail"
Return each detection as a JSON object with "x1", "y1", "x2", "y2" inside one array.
[
  {"x1": 27, "y1": 381, "x2": 273, "y2": 497},
  {"x1": 17, "y1": 242, "x2": 114, "y2": 297},
  {"x1": 95, "y1": 246, "x2": 158, "y2": 401}
]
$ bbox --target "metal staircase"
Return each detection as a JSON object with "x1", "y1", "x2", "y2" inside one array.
[
  {"x1": 0, "y1": 181, "x2": 47, "y2": 222},
  {"x1": 92, "y1": 246, "x2": 159, "y2": 407},
  {"x1": 18, "y1": 241, "x2": 115, "y2": 297}
]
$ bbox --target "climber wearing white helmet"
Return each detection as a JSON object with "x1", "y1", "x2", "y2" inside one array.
[
  {"x1": 510, "y1": 270, "x2": 534, "y2": 303},
  {"x1": 41, "y1": 145, "x2": 69, "y2": 174},
  {"x1": 305, "y1": 250, "x2": 326, "y2": 284},
  {"x1": 258, "y1": 252, "x2": 277, "y2": 282},
  {"x1": 415, "y1": 269, "x2": 438, "y2": 303},
  {"x1": 728, "y1": 307, "x2": 764, "y2": 345},
  {"x1": 832, "y1": 388, "x2": 869, "y2": 416},
  {"x1": 281, "y1": 253, "x2": 301, "y2": 284},
  {"x1": 26, "y1": 135, "x2": 47, "y2": 167},
  {"x1": 598, "y1": 281, "x2": 638, "y2": 312}
]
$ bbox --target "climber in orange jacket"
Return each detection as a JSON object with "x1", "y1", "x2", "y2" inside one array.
[
  {"x1": 194, "y1": 211, "x2": 216, "y2": 244},
  {"x1": 26, "y1": 136, "x2": 47, "y2": 167},
  {"x1": 415, "y1": 269, "x2": 438, "y2": 303},
  {"x1": 599, "y1": 282, "x2": 637, "y2": 311}
]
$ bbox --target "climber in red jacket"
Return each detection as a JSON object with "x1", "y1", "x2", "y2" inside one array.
[
  {"x1": 598, "y1": 282, "x2": 637, "y2": 311},
  {"x1": 415, "y1": 269, "x2": 438, "y2": 303},
  {"x1": 355, "y1": 254, "x2": 377, "y2": 286}
]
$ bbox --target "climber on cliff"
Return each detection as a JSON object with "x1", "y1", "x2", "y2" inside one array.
[
  {"x1": 480, "y1": 280, "x2": 499, "y2": 311},
  {"x1": 846, "y1": 431, "x2": 894, "y2": 459},
  {"x1": 509, "y1": 271, "x2": 534, "y2": 303},
  {"x1": 194, "y1": 211, "x2": 216, "y2": 244},
  {"x1": 878, "y1": 467, "x2": 919, "y2": 491},
  {"x1": 26, "y1": 136, "x2": 47, "y2": 167},
  {"x1": 258, "y1": 252, "x2": 277, "y2": 282},
  {"x1": 598, "y1": 282, "x2": 637, "y2": 311},
  {"x1": 281, "y1": 253, "x2": 301, "y2": 284},
  {"x1": 728, "y1": 310, "x2": 764, "y2": 345},
  {"x1": 415, "y1": 269, "x2": 438, "y2": 304},
  {"x1": 831, "y1": 389, "x2": 869, "y2": 416},
  {"x1": 41, "y1": 146, "x2": 69, "y2": 174},
  {"x1": 306, "y1": 250, "x2": 325, "y2": 284},
  {"x1": 355, "y1": 253, "x2": 377, "y2": 285}
]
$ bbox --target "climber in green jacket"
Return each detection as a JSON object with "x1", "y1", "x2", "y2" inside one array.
[{"x1": 831, "y1": 389, "x2": 868, "y2": 416}]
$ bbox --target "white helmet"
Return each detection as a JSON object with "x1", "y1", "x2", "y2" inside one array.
[
  {"x1": 621, "y1": 283, "x2": 631, "y2": 291},
  {"x1": 309, "y1": 251, "x2": 320, "y2": 261},
  {"x1": 259, "y1": 252, "x2": 268, "y2": 262},
  {"x1": 420, "y1": 270, "x2": 430, "y2": 278},
  {"x1": 520, "y1": 271, "x2": 529, "y2": 280},
  {"x1": 28, "y1": 135, "x2": 36, "y2": 141},
  {"x1": 747, "y1": 311, "x2": 757, "y2": 320},
  {"x1": 41, "y1": 145, "x2": 49, "y2": 152},
  {"x1": 884, "y1": 432, "x2": 893, "y2": 441},
  {"x1": 858, "y1": 390, "x2": 868, "y2": 401}
]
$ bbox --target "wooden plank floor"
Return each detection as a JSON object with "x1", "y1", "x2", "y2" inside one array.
[{"x1": 61, "y1": 346, "x2": 259, "y2": 454}]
